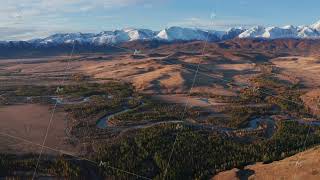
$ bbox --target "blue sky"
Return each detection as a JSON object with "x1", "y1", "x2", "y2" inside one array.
[{"x1": 0, "y1": 0, "x2": 319, "y2": 40}]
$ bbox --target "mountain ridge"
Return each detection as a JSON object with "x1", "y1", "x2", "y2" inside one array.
[{"x1": 2, "y1": 20, "x2": 320, "y2": 45}]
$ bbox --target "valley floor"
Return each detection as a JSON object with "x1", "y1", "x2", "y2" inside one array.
[{"x1": 0, "y1": 46, "x2": 320, "y2": 179}]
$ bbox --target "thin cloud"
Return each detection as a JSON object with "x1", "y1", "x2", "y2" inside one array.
[
  {"x1": 0, "y1": 0, "x2": 157, "y2": 40},
  {"x1": 0, "y1": 27, "x2": 38, "y2": 40},
  {"x1": 169, "y1": 17, "x2": 258, "y2": 30}
]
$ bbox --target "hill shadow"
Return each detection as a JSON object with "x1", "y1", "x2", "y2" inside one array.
[{"x1": 236, "y1": 169, "x2": 255, "y2": 180}]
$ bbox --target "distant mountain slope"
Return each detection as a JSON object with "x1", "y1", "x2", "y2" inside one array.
[
  {"x1": 153, "y1": 39, "x2": 320, "y2": 57},
  {"x1": 1, "y1": 38, "x2": 320, "y2": 59}
]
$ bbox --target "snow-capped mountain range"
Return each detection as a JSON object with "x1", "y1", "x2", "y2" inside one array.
[
  {"x1": 4, "y1": 20, "x2": 320, "y2": 45},
  {"x1": 238, "y1": 22, "x2": 320, "y2": 39}
]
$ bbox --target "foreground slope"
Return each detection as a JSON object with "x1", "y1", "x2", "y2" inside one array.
[{"x1": 214, "y1": 146, "x2": 320, "y2": 180}]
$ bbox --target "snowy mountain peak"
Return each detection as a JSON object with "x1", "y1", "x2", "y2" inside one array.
[
  {"x1": 298, "y1": 26, "x2": 319, "y2": 38},
  {"x1": 238, "y1": 26, "x2": 266, "y2": 38},
  {"x1": 156, "y1": 27, "x2": 204, "y2": 41},
  {"x1": 38, "y1": 32, "x2": 96, "y2": 44},
  {"x1": 282, "y1": 25, "x2": 297, "y2": 30},
  {"x1": 156, "y1": 26, "x2": 220, "y2": 41},
  {"x1": 311, "y1": 20, "x2": 320, "y2": 31},
  {"x1": 124, "y1": 28, "x2": 156, "y2": 41},
  {"x1": 221, "y1": 27, "x2": 246, "y2": 40},
  {"x1": 238, "y1": 20, "x2": 320, "y2": 39}
]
